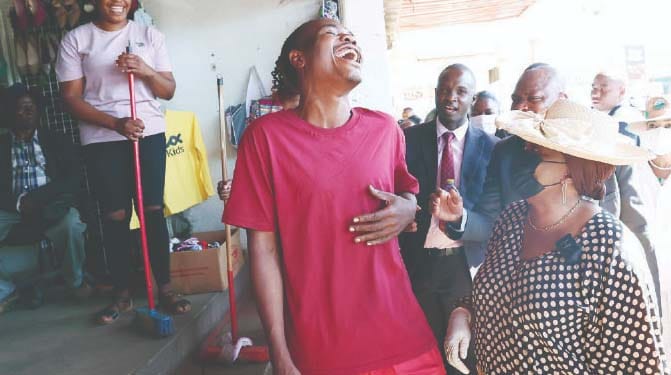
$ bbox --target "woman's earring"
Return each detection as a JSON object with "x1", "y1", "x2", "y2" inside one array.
[{"x1": 561, "y1": 179, "x2": 567, "y2": 205}]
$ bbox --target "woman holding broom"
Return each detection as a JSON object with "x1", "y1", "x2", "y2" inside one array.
[{"x1": 56, "y1": 0, "x2": 190, "y2": 325}]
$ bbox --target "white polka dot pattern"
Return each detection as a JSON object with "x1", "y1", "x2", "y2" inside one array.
[{"x1": 466, "y1": 201, "x2": 668, "y2": 374}]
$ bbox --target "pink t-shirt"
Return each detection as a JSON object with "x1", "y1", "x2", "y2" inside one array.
[
  {"x1": 223, "y1": 108, "x2": 436, "y2": 374},
  {"x1": 55, "y1": 21, "x2": 171, "y2": 145}
]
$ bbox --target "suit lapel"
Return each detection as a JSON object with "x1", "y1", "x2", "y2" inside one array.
[{"x1": 421, "y1": 120, "x2": 438, "y2": 190}]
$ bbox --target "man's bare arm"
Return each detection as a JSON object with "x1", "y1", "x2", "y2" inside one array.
[{"x1": 247, "y1": 230, "x2": 300, "y2": 374}]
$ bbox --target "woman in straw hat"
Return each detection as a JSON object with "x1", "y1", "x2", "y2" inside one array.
[
  {"x1": 630, "y1": 96, "x2": 671, "y2": 363},
  {"x1": 435, "y1": 99, "x2": 667, "y2": 374}
]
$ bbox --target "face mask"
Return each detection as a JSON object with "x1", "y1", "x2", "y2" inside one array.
[
  {"x1": 639, "y1": 127, "x2": 671, "y2": 155},
  {"x1": 470, "y1": 114, "x2": 497, "y2": 135},
  {"x1": 511, "y1": 142, "x2": 567, "y2": 200}
]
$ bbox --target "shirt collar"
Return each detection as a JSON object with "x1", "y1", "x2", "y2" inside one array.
[
  {"x1": 436, "y1": 116, "x2": 468, "y2": 141},
  {"x1": 10, "y1": 129, "x2": 39, "y2": 144}
]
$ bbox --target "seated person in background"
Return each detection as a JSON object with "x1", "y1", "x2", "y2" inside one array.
[
  {"x1": 0, "y1": 83, "x2": 90, "y2": 305},
  {"x1": 470, "y1": 90, "x2": 501, "y2": 137}
]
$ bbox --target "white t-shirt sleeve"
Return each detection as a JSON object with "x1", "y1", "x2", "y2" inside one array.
[
  {"x1": 149, "y1": 27, "x2": 172, "y2": 72},
  {"x1": 55, "y1": 31, "x2": 84, "y2": 82}
]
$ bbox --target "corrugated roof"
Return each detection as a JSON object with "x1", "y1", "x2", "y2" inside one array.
[{"x1": 399, "y1": 0, "x2": 535, "y2": 30}]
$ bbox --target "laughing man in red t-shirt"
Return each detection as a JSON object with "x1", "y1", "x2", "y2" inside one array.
[{"x1": 223, "y1": 19, "x2": 443, "y2": 375}]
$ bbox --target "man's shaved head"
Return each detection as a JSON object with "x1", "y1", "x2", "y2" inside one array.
[{"x1": 511, "y1": 64, "x2": 567, "y2": 113}]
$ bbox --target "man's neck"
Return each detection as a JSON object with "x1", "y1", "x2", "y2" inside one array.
[
  {"x1": 11, "y1": 128, "x2": 37, "y2": 142},
  {"x1": 438, "y1": 116, "x2": 466, "y2": 131},
  {"x1": 297, "y1": 91, "x2": 352, "y2": 129}
]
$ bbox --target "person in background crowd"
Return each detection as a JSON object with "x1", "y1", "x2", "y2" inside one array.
[
  {"x1": 440, "y1": 99, "x2": 666, "y2": 374},
  {"x1": 56, "y1": 0, "x2": 190, "y2": 325},
  {"x1": 470, "y1": 90, "x2": 501, "y2": 137},
  {"x1": 399, "y1": 107, "x2": 423, "y2": 129},
  {"x1": 591, "y1": 71, "x2": 643, "y2": 122},
  {"x1": 438, "y1": 63, "x2": 658, "y2": 309},
  {"x1": 0, "y1": 83, "x2": 90, "y2": 308},
  {"x1": 591, "y1": 71, "x2": 643, "y2": 144},
  {"x1": 223, "y1": 18, "x2": 443, "y2": 374},
  {"x1": 400, "y1": 63, "x2": 497, "y2": 374},
  {"x1": 631, "y1": 96, "x2": 671, "y2": 361}
]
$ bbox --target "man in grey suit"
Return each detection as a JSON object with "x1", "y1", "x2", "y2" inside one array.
[
  {"x1": 440, "y1": 63, "x2": 658, "y2": 301},
  {"x1": 400, "y1": 64, "x2": 498, "y2": 373}
]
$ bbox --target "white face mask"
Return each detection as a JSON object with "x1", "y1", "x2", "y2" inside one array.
[
  {"x1": 470, "y1": 114, "x2": 497, "y2": 135},
  {"x1": 639, "y1": 127, "x2": 671, "y2": 155}
]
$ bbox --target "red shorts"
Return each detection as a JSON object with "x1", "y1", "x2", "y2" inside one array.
[{"x1": 358, "y1": 348, "x2": 446, "y2": 375}]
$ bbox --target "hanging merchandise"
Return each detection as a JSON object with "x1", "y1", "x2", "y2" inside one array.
[
  {"x1": 225, "y1": 103, "x2": 245, "y2": 148},
  {"x1": 130, "y1": 110, "x2": 215, "y2": 229},
  {"x1": 320, "y1": 0, "x2": 339, "y2": 20},
  {"x1": 244, "y1": 66, "x2": 269, "y2": 118},
  {"x1": 132, "y1": 1, "x2": 154, "y2": 26}
]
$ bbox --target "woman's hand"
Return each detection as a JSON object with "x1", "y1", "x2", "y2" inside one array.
[
  {"x1": 444, "y1": 307, "x2": 472, "y2": 374},
  {"x1": 114, "y1": 117, "x2": 145, "y2": 141},
  {"x1": 116, "y1": 52, "x2": 156, "y2": 79}
]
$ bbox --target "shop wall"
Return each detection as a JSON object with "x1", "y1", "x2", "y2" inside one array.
[
  {"x1": 144, "y1": 0, "x2": 393, "y2": 232},
  {"x1": 143, "y1": 0, "x2": 320, "y2": 232},
  {"x1": 0, "y1": 0, "x2": 393, "y2": 233}
]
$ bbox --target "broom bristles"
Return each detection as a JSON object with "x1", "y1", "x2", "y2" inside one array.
[{"x1": 134, "y1": 307, "x2": 174, "y2": 337}]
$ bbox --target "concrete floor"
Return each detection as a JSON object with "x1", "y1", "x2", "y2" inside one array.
[{"x1": 0, "y1": 267, "x2": 265, "y2": 375}]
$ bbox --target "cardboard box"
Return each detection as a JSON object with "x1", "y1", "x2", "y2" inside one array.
[{"x1": 168, "y1": 229, "x2": 245, "y2": 295}]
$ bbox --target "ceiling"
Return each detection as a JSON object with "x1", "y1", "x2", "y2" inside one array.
[{"x1": 389, "y1": 0, "x2": 535, "y2": 31}]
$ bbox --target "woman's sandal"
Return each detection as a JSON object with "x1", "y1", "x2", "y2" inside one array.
[
  {"x1": 96, "y1": 297, "x2": 132, "y2": 325},
  {"x1": 158, "y1": 291, "x2": 191, "y2": 315}
]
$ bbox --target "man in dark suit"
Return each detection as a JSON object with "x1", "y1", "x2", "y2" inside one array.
[
  {"x1": 400, "y1": 64, "x2": 498, "y2": 373},
  {"x1": 0, "y1": 83, "x2": 89, "y2": 304}
]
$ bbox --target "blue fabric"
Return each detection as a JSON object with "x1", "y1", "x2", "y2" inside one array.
[{"x1": 10, "y1": 131, "x2": 49, "y2": 197}]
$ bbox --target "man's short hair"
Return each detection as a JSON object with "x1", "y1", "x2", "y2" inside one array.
[{"x1": 475, "y1": 90, "x2": 499, "y2": 104}]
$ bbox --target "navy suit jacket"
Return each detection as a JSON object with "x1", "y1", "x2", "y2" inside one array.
[{"x1": 399, "y1": 120, "x2": 498, "y2": 278}]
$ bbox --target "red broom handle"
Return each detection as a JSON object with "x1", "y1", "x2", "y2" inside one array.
[
  {"x1": 217, "y1": 76, "x2": 238, "y2": 341},
  {"x1": 129, "y1": 68, "x2": 154, "y2": 310}
]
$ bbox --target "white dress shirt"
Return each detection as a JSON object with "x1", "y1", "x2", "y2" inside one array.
[{"x1": 424, "y1": 118, "x2": 468, "y2": 249}]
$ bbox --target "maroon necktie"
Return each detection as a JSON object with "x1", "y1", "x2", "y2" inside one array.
[{"x1": 439, "y1": 132, "x2": 455, "y2": 189}]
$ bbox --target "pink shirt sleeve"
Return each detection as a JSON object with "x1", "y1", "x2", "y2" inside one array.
[
  {"x1": 149, "y1": 27, "x2": 172, "y2": 72},
  {"x1": 222, "y1": 122, "x2": 276, "y2": 232},
  {"x1": 393, "y1": 125, "x2": 419, "y2": 195},
  {"x1": 55, "y1": 31, "x2": 83, "y2": 82}
]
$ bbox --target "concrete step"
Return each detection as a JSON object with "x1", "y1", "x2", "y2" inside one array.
[{"x1": 0, "y1": 266, "x2": 250, "y2": 375}]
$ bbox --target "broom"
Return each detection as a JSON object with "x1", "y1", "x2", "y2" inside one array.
[
  {"x1": 214, "y1": 75, "x2": 269, "y2": 362},
  {"x1": 127, "y1": 43, "x2": 174, "y2": 337}
]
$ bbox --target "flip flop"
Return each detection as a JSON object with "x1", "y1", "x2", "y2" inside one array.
[
  {"x1": 14, "y1": 34, "x2": 28, "y2": 75},
  {"x1": 39, "y1": 34, "x2": 51, "y2": 74},
  {"x1": 10, "y1": 0, "x2": 30, "y2": 32},
  {"x1": 26, "y1": 0, "x2": 47, "y2": 28},
  {"x1": 26, "y1": 34, "x2": 40, "y2": 75},
  {"x1": 52, "y1": 0, "x2": 67, "y2": 30},
  {"x1": 66, "y1": 1, "x2": 80, "y2": 29}
]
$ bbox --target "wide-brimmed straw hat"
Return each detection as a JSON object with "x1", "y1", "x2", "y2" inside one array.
[
  {"x1": 495, "y1": 99, "x2": 654, "y2": 165},
  {"x1": 629, "y1": 96, "x2": 671, "y2": 133}
]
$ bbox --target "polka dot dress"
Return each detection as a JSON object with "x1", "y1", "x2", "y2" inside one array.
[{"x1": 468, "y1": 201, "x2": 668, "y2": 374}]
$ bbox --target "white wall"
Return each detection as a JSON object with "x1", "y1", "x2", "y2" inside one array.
[
  {"x1": 143, "y1": 0, "x2": 320, "y2": 232},
  {"x1": 144, "y1": 0, "x2": 393, "y2": 232}
]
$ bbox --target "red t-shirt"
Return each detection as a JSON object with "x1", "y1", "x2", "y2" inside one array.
[{"x1": 223, "y1": 108, "x2": 435, "y2": 374}]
